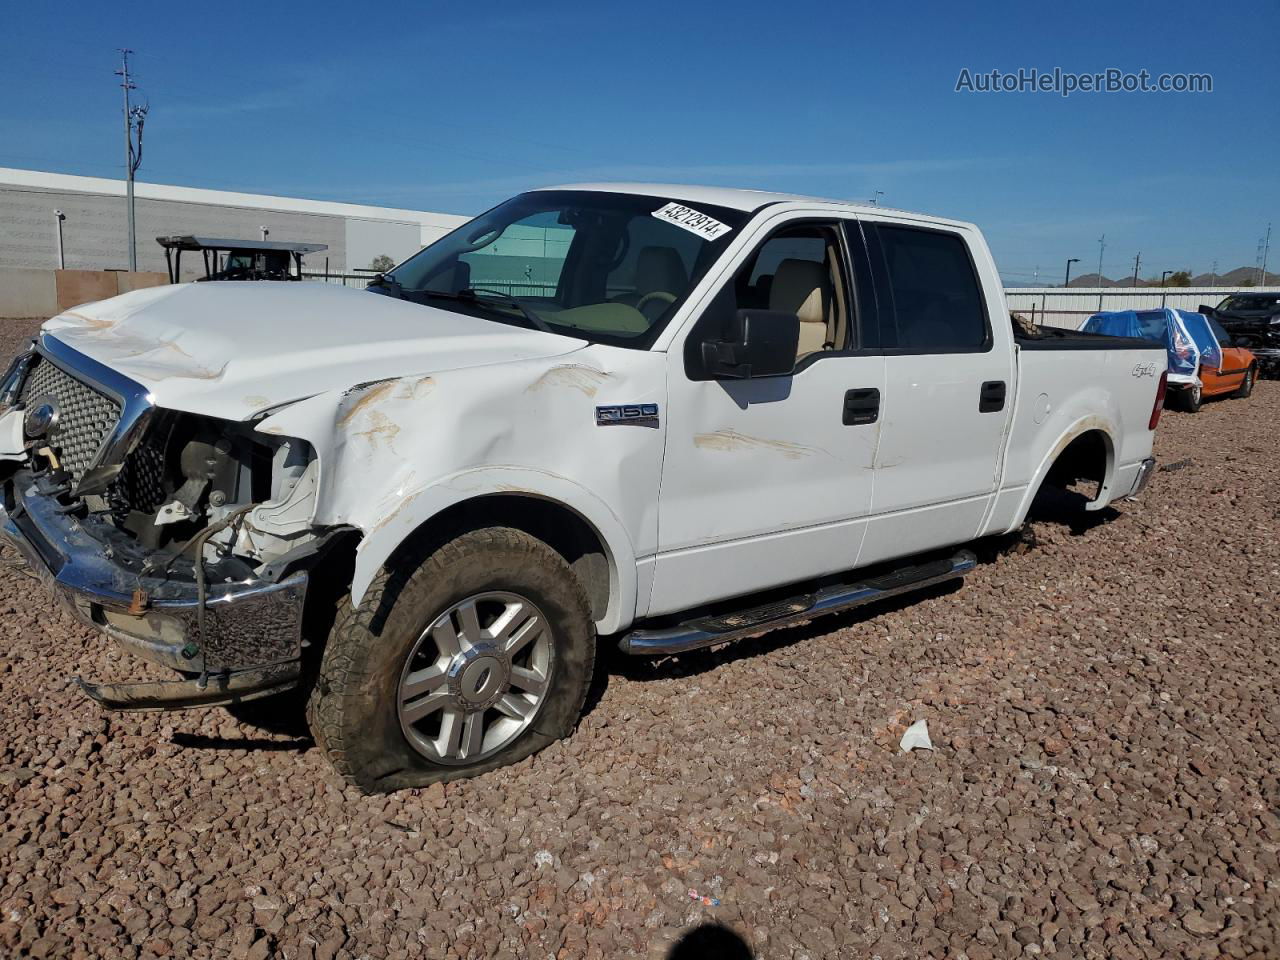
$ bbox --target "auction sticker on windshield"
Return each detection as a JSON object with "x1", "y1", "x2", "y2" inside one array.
[{"x1": 652, "y1": 202, "x2": 733, "y2": 240}]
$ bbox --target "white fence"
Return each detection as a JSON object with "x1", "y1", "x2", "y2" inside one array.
[{"x1": 1005, "y1": 287, "x2": 1279, "y2": 329}]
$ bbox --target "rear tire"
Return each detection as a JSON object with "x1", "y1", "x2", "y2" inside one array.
[
  {"x1": 1233, "y1": 365, "x2": 1256, "y2": 399},
  {"x1": 307, "y1": 527, "x2": 595, "y2": 793},
  {"x1": 1180, "y1": 383, "x2": 1203, "y2": 412}
]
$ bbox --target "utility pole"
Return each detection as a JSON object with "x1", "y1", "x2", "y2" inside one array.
[
  {"x1": 870, "y1": 190, "x2": 884, "y2": 206},
  {"x1": 1131, "y1": 251, "x2": 1141, "y2": 287},
  {"x1": 1261, "y1": 222, "x2": 1272, "y2": 286},
  {"x1": 116, "y1": 50, "x2": 148, "y2": 272},
  {"x1": 1210, "y1": 259, "x2": 1218, "y2": 287},
  {"x1": 1096, "y1": 234, "x2": 1106, "y2": 311}
]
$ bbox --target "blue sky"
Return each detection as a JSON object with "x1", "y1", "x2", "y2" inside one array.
[{"x1": 3, "y1": 0, "x2": 1277, "y2": 285}]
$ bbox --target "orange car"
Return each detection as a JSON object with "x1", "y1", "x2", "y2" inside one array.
[{"x1": 1185, "y1": 315, "x2": 1258, "y2": 411}]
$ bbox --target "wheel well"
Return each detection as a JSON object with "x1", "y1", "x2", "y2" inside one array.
[
  {"x1": 1043, "y1": 429, "x2": 1111, "y2": 491},
  {"x1": 386, "y1": 494, "x2": 612, "y2": 622}
]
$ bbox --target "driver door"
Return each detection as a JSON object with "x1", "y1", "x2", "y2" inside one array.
[{"x1": 648, "y1": 215, "x2": 884, "y2": 617}]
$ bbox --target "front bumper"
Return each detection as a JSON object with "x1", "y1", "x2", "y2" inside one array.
[{"x1": 1, "y1": 473, "x2": 306, "y2": 709}]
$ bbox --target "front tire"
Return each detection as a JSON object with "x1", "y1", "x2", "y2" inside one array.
[{"x1": 308, "y1": 527, "x2": 595, "y2": 793}]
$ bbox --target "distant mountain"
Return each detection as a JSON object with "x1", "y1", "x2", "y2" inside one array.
[
  {"x1": 1067, "y1": 272, "x2": 1124, "y2": 287},
  {"x1": 1208, "y1": 267, "x2": 1280, "y2": 287},
  {"x1": 1063, "y1": 266, "x2": 1280, "y2": 288}
]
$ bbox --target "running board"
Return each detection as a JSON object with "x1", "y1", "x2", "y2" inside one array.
[{"x1": 618, "y1": 550, "x2": 976, "y2": 656}]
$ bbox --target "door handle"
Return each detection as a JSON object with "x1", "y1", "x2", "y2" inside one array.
[
  {"x1": 979, "y1": 380, "x2": 1006, "y2": 413},
  {"x1": 843, "y1": 387, "x2": 880, "y2": 425}
]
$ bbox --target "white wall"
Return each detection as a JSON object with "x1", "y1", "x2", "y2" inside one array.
[
  {"x1": 345, "y1": 218, "x2": 422, "y2": 272},
  {"x1": 0, "y1": 167, "x2": 469, "y2": 274}
]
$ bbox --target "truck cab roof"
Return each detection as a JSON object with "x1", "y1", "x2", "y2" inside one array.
[{"x1": 537, "y1": 182, "x2": 975, "y2": 229}]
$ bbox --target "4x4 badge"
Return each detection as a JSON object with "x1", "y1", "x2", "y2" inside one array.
[{"x1": 595, "y1": 404, "x2": 659, "y2": 428}]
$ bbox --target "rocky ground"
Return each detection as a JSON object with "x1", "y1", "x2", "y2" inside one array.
[
  {"x1": 0, "y1": 319, "x2": 42, "y2": 364},
  {"x1": 0, "y1": 315, "x2": 1277, "y2": 958}
]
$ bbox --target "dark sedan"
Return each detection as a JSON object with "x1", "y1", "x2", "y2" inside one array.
[{"x1": 1200, "y1": 293, "x2": 1280, "y2": 377}]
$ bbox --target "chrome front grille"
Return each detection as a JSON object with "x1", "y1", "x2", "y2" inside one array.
[{"x1": 18, "y1": 355, "x2": 123, "y2": 485}]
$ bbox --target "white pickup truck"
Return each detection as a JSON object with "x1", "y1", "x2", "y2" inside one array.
[{"x1": 0, "y1": 184, "x2": 1165, "y2": 791}]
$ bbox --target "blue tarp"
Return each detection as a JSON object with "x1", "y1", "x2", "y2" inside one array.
[
  {"x1": 1082, "y1": 308, "x2": 1200, "y2": 377},
  {"x1": 1174, "y1": 309, "x2": 1223, "y2": 369}
]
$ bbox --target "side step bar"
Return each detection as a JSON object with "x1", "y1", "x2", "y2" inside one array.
[{"x1": 618, "y1": 550, "x2": 976, "y2": 656}]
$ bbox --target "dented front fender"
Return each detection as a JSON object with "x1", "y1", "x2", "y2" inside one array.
[{"x1": 255, "y1": 344, "x2": 667, "y2": 634}]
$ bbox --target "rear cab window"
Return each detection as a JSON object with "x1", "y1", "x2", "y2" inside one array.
[{"x1": 867, "y1": 224, "x2": 990, "y2": 353}]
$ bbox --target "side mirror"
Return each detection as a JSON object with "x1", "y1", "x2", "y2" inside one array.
[
  {"x1": 1197, "y1": 304, "x2": 1216, "y2": 316},
  {"x1": 699, "y1": 309, "x2": 799, "y2": 379}
]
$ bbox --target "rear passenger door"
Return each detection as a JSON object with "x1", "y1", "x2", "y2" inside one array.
[{"x1": 855, "y1": 221, "x2": 1014, "y2": 565}]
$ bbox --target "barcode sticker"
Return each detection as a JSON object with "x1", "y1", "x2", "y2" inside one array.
[{"x1": 651, "y1": 202, "x2": 733, "y2": 241}]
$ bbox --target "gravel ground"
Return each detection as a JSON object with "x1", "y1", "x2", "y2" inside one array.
[
  {"x1": 0, "y1": 319, "x2": 42, "y2": 364},
  {"x1": 1, "y1": 314, "x2": 1278, "y2": 959}
]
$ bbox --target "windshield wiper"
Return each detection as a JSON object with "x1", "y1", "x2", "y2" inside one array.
[{"x1": 418, "y1": 288, "x2": 553, "y2": 334}]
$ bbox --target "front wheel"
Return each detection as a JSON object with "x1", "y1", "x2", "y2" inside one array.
[
  {"x1": 1234, "y1": 366, "x2": 1256, "y2": 399},
  {"x1": 308, "y1": 527, "x2": 595, "y2": 793}
]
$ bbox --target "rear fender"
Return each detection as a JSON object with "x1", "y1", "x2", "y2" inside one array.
[{"x1": 1014, "y1": 416, "x2": 1118, "y2": 524}]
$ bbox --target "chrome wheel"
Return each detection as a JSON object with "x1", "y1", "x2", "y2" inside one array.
[{"x1": 397, "y1": 591, "x2": 553, "y2": 765}]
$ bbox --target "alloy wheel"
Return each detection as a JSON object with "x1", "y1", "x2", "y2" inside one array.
[{"x1": 397, "y1": 592, "x2": 553, "y2": 765}]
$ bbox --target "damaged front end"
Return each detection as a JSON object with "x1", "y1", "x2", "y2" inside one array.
[{"x1": 0, "y1": 335, "x2": 339, "y2": 710}]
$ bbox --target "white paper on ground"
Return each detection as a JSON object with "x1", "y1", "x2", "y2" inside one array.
[{"x1": 899, "y1": 719, "x2": 934, "y2": 753}]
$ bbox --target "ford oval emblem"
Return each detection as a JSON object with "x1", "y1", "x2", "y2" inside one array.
[{"x1": 23, "y1": 397, "x2": 60, "y2": 439}]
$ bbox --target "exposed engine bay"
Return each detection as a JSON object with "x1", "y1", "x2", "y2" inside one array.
[
  {"x1": 1, "y1": 346, "x2": 321, "y2": 590},
  {"x1": 98, "y1": 412, "x2": 318, "y2": 565},
  {"x1": 29, "y1": 411, "x2": 319, "y2": 583}
]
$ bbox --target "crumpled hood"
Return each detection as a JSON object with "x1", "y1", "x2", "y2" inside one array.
[{"x1": 41, "y1": 282, "x2": 585, "y2": 419}]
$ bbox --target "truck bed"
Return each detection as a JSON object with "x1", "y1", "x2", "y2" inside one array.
[{"x1": 1013, "y1": 321, "x2": 1154, "y2": 352}]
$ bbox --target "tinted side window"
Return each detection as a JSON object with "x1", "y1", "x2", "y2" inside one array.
[{"x1": 877, "y1": 226, "x2": 987, "y2": 352}]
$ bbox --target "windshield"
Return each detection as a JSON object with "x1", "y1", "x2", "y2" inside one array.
[
  {"x1": 1217, "y1": 295, "x2": 1279, "y2": 312},
  {"x1": 381, "y1": 190, "x2": 748, "y2": 347}
]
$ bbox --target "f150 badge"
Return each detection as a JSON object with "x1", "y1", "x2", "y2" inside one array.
[{"x1": 596, "y1": 404, "x2": 659, "y2": 428}]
